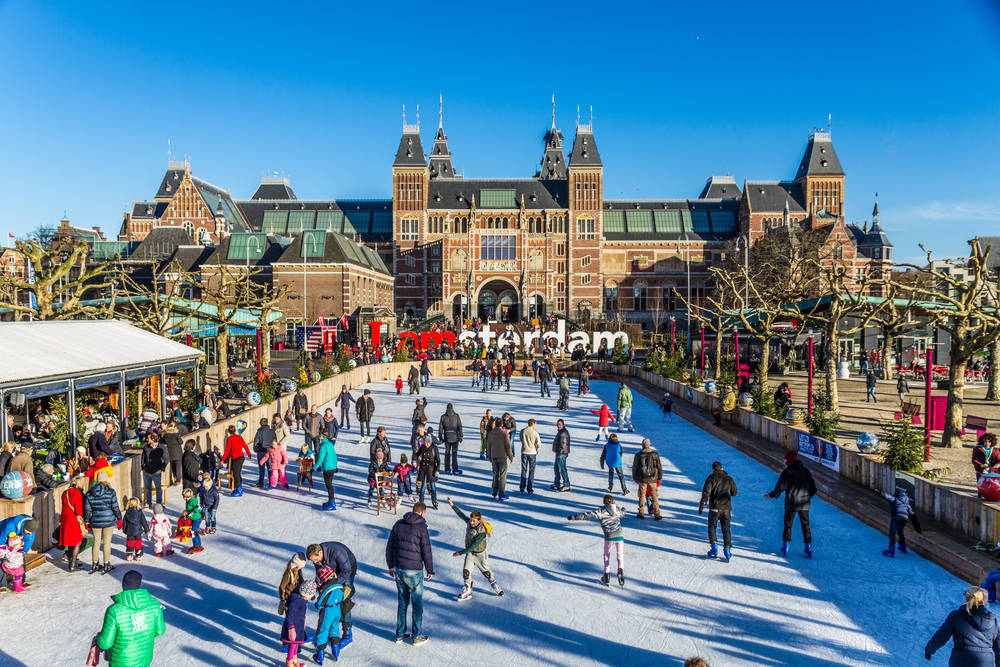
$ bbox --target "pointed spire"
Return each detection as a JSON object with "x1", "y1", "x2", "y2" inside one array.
[
  {"x1": 438, "y1": 93, "x2": 443, "y2": 129},
  {"x1": 538, "y1": 97, "x2": 567, "y2": 179},
  {"x1": 872, "y1": 192, "x2": 880, "y2": 221},
  {"x1": 551, "y1": 93, "x2": 556, "y2": 130},
  {"x1": 429, "y1": 98, "x2": 456, "y2": 179}
]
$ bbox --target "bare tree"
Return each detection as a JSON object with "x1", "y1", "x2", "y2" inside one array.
[
  {"x1": 194, "y1": 264, "x2": 269, "y2": 384},
  {"x1": 868, "y1": 278, "x2": 922, "y2": 381},
  {"x1": 0, "y1": 237, "x2": 117, "y2": 320},
  {"x1": 114, "y1": 259, "x2": 201, "y2": 337},
  {"x1": 677, "y1": 282, "x2": 736, "y2": 382},
  {"x1": 889, "y1": 240, "x2": 1000, "y2": 447},
  {"x1": 251, "y1": 282, "x2": 291, "y2": 370}
]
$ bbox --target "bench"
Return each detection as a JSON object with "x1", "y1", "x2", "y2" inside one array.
[
  {"x1": 894, "y1": 401, "x2": 922, "y2": 426},
  {"x1": 967, "y1": 415, "x2": 989, "y2": 440}
]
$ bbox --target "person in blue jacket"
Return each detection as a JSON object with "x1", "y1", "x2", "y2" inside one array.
[
  {"x1": 313, "y1": 565, "x2": 348, "y2": 664},
  {"x1": 0, "y1": 514, "x2": 36, "y2": 553},
  {"x1": 881, "y1": 486, "x2": 922, "y2": 557},
  {"x1": 925, "y1": 586, "x2": 1000, "y2": 666},
  {"x1": 314, "y1": 436, "x2": 339, "y2": 511},
  {"x1": 599, "y1": 434, "x2": 628, "y2": 495},
  {"x1": 307, "y1": 541, "x2": 357, "y2": 637},
  {"x1": 281, "y1": 580, "x2": 316, "y2": 666}
]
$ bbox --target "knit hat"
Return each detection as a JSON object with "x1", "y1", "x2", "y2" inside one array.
[
  {"x1": 299, "y1": 580, "x2": 318, "y2": 599},
  {"x1": 95, "y1": 470, "x2": 111, "y2": 484},
  {"x1": 784, "y1": 451, "x2": 799, "y2": 466},
  {"x1": 317, "y1": 565, "x2": 336, "y2": 584},
  {"x1": 122, "y1": 570, "x2": 143, "y2": 590},
  {"x1": 152, "y1": 503, "x2": 164, "y2": 515},
  {"x1": 289, "y1": 551, "x2": 306, "y2": 569},
  {"x1": 22, "y1": 519, "x2": 37, "y2": 533}
]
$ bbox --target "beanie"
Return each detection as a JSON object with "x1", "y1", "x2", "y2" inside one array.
[
  {"x1": 122, "y1": 570, "x2": 143, "y2": 590},
  {"x1": 289, "y1": 551, "x2": 306, "y2": 569},
  {"x1": 96, "y1": 470, "x2": 111, "y2": 484},
  {"x1": 152, "y1": 503, "x2": 164, "y2": 515},
  {"x1": 784, "y1": 451, "x2": 799, "y2": 466},
  {"x1": 299, "y1": 580, "x2": 318, "y2": 599},
  {"x1": 23, "y1": 519, "x2": 37, "y2": 533},
  {"x1": 317, "y1": 564, "x2": 336, "y2": 584}
]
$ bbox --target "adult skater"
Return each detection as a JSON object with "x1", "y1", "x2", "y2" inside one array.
[
  {"x1": 485, "y1": 418, "x2": 514, "y2": 501},
  {"x1": 632, "y1": 439, "x2": 661, "y2": 520},
  {"x1": 420, "y1": 358, "x2": 431, "y2": 387},
  {"x1": 293, "y1": 389, "x2": 308, "y2": 431},
  {"x1": 411, "y1": 398, "x2": 427, "y2": 427},
  {"x1": 699, "y1": 461, "x2": 738, "y2": 561},
  {"x1": 616, "y1": 382, "x2": 634, "y2": 432},
  {"x1": 94, "y1": 570, "x2": 165, "y2": 667},
  {"x1": 448, "y1": 497, "x2": 503, "y2": 600},
  {"x1": 252, "y1": 417, "x2": 277, "y2": 489},
  {"x1": 303, "y1": 405, "x2": 323, "y2": 453},
  {"x1": 557, "y1": 374, "x2": 571, "y2": 411},
  {"x1": 334, "y1": 385, "x2": 355, "y2": 430},
  {"x1": 414, "y1": 434, "x2": 441, "y2": 510},
  {"x1": 438, "y1": 403, "x2": 464, "y2": 475},
  {"x1": 538, "y1": 362, "x2": 552, "y2": 398},
  {"x1": 763, "y1": 451, "x2": 817, "y2": 557},
  {"x1": 925, "y1": 586, "x2": 1000, "y2": 665},
  {"x1": 315, "y1": 434, "x2": 339, "y2": 511},
  {"x1": 307, "y1": 541, "x2": 358, "y2": 640},
  {"x1": 355, "y1": 390, "x2": 375, "y2": 444},
  {"x1": 386, "y1": 502, "x2": 434, "y2": 645},
  {"x1": 479, "y1": 409, "x2": 494, "y2": 460},
  {"x1": 519, "y1": 418, "x2": 541, "y2": 494},
  {"x1": 551, "y1": 419, "x2": 571, "y2": 492},
  {"x1": 408, "y1": 365, "x2": 420, "y2": 395},
  {"x1": 369, "y1": 426, "x2": 392, "y2": 464}
]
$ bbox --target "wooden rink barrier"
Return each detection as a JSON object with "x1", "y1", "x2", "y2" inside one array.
[{"x1": 0, "y1": 359, "x2": 469, "y2": 554}]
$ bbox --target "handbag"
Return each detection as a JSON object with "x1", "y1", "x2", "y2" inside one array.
[{"x1": 86, "y1": 635, "x2": 102, "y2": 666}]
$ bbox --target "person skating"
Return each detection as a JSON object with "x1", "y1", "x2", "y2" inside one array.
[
  {"x1": 438, "y1": 403, "x2": 464, "y2": 475},
  {"x1": 551, "y1": 419, "x2": 572, "y2": 492},
  {"x1": 538, "y1": 363, "x2": 552, "y2": 398},
  {"x1": 485, "y1": 418, "x2": 514, "y2": 501},
  {"x1": 519, "y1": 419, "x2": 541, "y2": 494},
  {"x1": 590, "y1": 403, "x2": 616, "y2": 442},
  {"x1": 85, "y1": 470, "x2": 122, "y2": 574},
  {"x1": 199, "y1": 475, "x2": 220, "y2": 534},
  {"x1": 408, "y1": 365, "x2": 420, "y2": 395},
  {"x1": 764, "y1": 451, "x2": 817, "y2": 557},
  {"x1": 411, "y1": 398, "x2": 427, "y2": 427},
  {"x1": 881, "y1": 485, "x2": 922, "y2": 557},
  {"x1": 181, "y1": 488, "x2": 204, "y2": 554},
  {"x1": 479, "y1": 409, "x2": 494, "y2": 461},
  {"x1": 292, "y1": 389, "x2": 309, "y2": 431},
  {"x1": 355, "y1": 389, "x2": 375, "y2": 444},
  {"x1": 306, "y1": 541, "x2": 358, "y2": 655},
  {"x1": 394, "y1": 454, "x2": 416, "y2": 503},
  {"x1": 447, "y1": 497, "x2": 503, "y2": 600},
  {"x1": 386, "y1": 502, "x2": 434, "y2": 645},
  {"x1": 557, "y1": 374, "x2": 571, "y2": 411},
  {"x1": 925, "y1": 586, "x2": 1000, "y2": 665},
  {"x1": 0, "y1": 532, "x2": 26, "y2": 593},
  {"x1": 661, "y1": 392, "x2": 674, "y2": 421},
  {"x1": 313, "y1": 565, "x2": 350, "y2": 664},
  {"x1": 260, "y1": 437, "x2": 290, "y2": 490},
  {"x1": 221, "y1": 423, "x2": 252, "y2": 497},
  {"x1": 369, "y1": 426, "x2": 392, "y2": 464},
  {"x1": 632, "y1": 439, "x2": 661, "y2": 519},
  {"x1": 148, "y1": 503, "x2": 173, "y2": 557},
  {"x1": 616, "y1": 382, "x2": 634, "y2": 432},
  {"x1": 395, "y1": 375, "x2": 404, "y2": 395},
  {"x1": 699, "y1": 461, "x2": 738, "y2": 561},
  {"x1": 121, "y1": 497, "x2": 149, "y2": 561},
  {"x1": 334, "y1": 385, "x2": 354, "y2": 430},
  {"x1": 415, "y1": 434, "x2": 441, "y2": 510},
  {"x1": 601, "y1": 433, "x2": 629, "y2": 495},
  {"x1": 420, "y1": 358, "x2": 432, "y2": 387},
  {"x1": 94, "y1": 570, "x2": 166, "y2": 667},
  {"x1": 315, "y1": 435, "x2": 339, "y2": 511},
  {"x1": 865, "y1": 371, "x2": 878, "y2": 403},
  {"x1": 320, "y1": 408, "x2": 339, "y2": 443},
  {"x1": 367, "y1": 450, "x2": 391, "y2": 507},
  {"x1": 281, "y1": 579, "x2": 317, "y2": 667},
  {"x1": 567, "y1": 494, "x2": 627, "y2": 587},
  {"x1": 252, "y1": 417, "x2": 277, "y2": 489}
]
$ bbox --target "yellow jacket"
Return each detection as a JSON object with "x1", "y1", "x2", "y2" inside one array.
[{"x1": 722, "y1": 391, "x2": 737, "y2": 412}]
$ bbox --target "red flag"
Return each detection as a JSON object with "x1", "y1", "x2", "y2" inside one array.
[
  {"x1": 7, "y1": 233, "x2": 14, "y2": 239},
  {"x1": 316, "y1": 315, "x2": 326, "y2": 327},
  {"x1": 340, "y1": 313, "x2": 349, "y2": 329}
]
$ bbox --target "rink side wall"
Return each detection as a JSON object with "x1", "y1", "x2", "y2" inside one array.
[
  {"x1": 594, "y1": 363, "x2": 1000, "y2": 550},
  {"x1": 1, "y1": 359, "x2": 472, "y2": 554}
]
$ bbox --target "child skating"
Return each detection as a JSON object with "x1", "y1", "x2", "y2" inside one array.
[
  {"x1": 590, "y1": 403, "x2": 616, "y2": 442},
  {"x1": 393, "y1": 454, "x2": 416, "y2": 503},
  {"x1": 600, "y1": 434, "x2": 629, "y2": 495},
  {"x1": 149, "y1": 503, "x2": 174, "y2": 556},
  {"x1": 181, "y1": 488, "x2": 204, "y2": 554},
  {"x1": 199, "y1": 475, "x2": 220, "y2": 534},
  {"x1": 121, "y1": 497, "x2": 149, "y2": 561},
  {"x1": 567, "y1": 494, "x2": 627, "y2": 587},
  {"x1": 313, "y1": 565, "x2": 350, "y2": 664},
  {"x1": 260, "y1": 439, "x2": 290, "y2": 490},
  {"x1": 0, "y1": 531, "x2": 26, "y2": 593},
  {"x1": 882, "y1": 486, "x2": 922, "y2": 556},
  {"x1": 395, "y1": 376, "x2": 403, "y2": 395},
  {"x1": 282, "y1": 579, "x2": 317, "y2": 667},
  {"x1": 661, "y1": 392, "x2": 673, "y2": 421},
  {"x1": 448, "y1": 497, "x2": 503, "y2": 600}
]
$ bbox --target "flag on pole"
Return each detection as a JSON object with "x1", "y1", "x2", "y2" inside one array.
[
  {"x1": 340, "y1": 313, "x2": 349, "y2": 329},
  {"x1": 316, "y1": 315, "x2": 326, "y2": 327}
]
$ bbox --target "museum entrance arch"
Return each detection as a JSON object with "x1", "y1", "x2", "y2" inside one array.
[{"x1": 477, "y1": 279, "x2": 520, "y2": 323}]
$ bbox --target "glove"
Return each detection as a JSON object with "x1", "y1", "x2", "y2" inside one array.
[
  {"x1": 924, "y1": 650, "x2": 931, "y2": 660},
  {"x1": 116, "y1": 520, "x2": 122, "y2": 530},
  {"x1": 566, "y1": 515, "x2": 573, "y2": 520}
]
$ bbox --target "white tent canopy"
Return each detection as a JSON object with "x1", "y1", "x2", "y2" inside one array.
[{"x1": 0, "y1": 320, "x2": 203, "y2": 389}]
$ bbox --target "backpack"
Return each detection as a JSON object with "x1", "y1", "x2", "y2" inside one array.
[{"x1": 638, "y1": 451, "x2": 656, "y2": 479}]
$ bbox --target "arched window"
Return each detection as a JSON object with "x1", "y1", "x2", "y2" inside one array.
[
  {"x1": 604, "y1": 280, "x2": 619, "y2": 312},
  {"x1": 181, "y1": 221, "x2": 194, "y2": 238},
  {"x1": 633, "y1": 281, "x2": 648, "y2": 311}
]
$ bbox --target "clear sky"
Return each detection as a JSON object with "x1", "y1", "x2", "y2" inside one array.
[{"x1": 1, "y1": 0, "x2": 998, "y2": 263}]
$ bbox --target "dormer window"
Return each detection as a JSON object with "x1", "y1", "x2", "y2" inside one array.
[{"x1": 820, "y1": 159, "x2": 828, "y2": 167}]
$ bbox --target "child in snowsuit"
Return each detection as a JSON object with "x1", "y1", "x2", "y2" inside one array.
[
  {"x1": 0, "y1": 532, "x2": 26, "y2": 593},
  {"x1": 148, "y1": 503, "x2": 173, "y2": 556},
  {"x1": 661, "y1": 393, "x2": 674, "y2": 421},
  {"x1": 882, "y1": 487, "x2": 922, "y2": 557},
  {"x1": 367, "y1": 450, "x2": 390, "y2": 506},
  {"x1": 590, "y1": 404, "x2": 617, "y2": 442},
  {"x1": 282, "y1": 580, "x2": 317, "y2": 667},
  {"x1": 393, "y1": 454, "x2": 415, "y2": 501},
  {"x1": 600, "y1": 434, "x2": 629, "y2": 495},
  {"x1": 567, "y1": 494, "x2": 627, "y2": 587},
  {"x1": 122, "y1": 497, "x2": 149, "y2": 561},
  {"x1": 199, "y1": 476, "x2": 220, "y2": 534},
  {"x1": 395, "y1": 376, "x2": 403, "y2": 395},
  {"x1": 182, "y1": 488, "x2": 203, "y2": 554},
  {"x1": 448, "y1": 497, "x2": 503, "y2": 600},
  {"x1": 261, "y1": 440, "x2": 290, "y2": 490},
  {"x1": 313, "y1": 565, "x2": 350, "y2": 664}
]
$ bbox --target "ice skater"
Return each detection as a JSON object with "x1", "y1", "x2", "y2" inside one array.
[
  {"x1": 699, "y1": 461, "x2": 738, "y2": 561},
  {"x1": 448, "y1": 497, "x2": 503, "y2": 600},
  {"x1": 334, "y1": 385, "x2": 354, "y2": 430},
  {"x1": 590, "y1": 403, "x2": 616, "y2": 442},
  {"x1": 763, "y1": 451, "x2": 816, "y2": 557},
  {"x1": 881, "y1": 485, "x2": 922, "y2": 557},
  {"x1": 121, "y1": 497, "x2": 149, "y2": 561},
  {"x1": 600, "y1": 433, "x2": 629, "y2": 495},
  {"x1": 281, "y1": 579, "x2": 317, "y2": 667},
  {"x1": 616, "y1": 382, "x2": 634, "y2": 432},
  {"x1": 661, "y1": 392, "x2": 673, "y2": 421},
  {"x1": 313, "y1": 566, "x2": 348, "y2": 664},
  {"x1": 567, "y1": 494, "x2": 627, "y2": 587},
  {"x1": 148, "y1": 503, "x2": 173, "y2": 556}
]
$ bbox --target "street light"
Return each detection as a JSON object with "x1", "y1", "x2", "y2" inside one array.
[{"x1": 734, "y1": 235, "x2": 749, "y2": 304}]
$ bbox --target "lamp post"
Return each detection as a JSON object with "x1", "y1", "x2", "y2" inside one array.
[
  {"x1": 246, "y1": 234, "x2": 262, "y2": 373},
  {"x1": 925, "y1": 348, "x2": 933, "y2": 462},
  {"x1": 686, "y1": 241, "x2": 692, "y2": 356},
  {"x1": 807, "y1": 336, "x2": 814, "y2": 417},
  {"x1": 670, "y1": 315, "x2": 676, "y2": 356},
  {"x1": 734, "y1": 329, "x2": 740, "y2": 386},
  {"x1": 734, "y1": 235, "x2": 749, "y2": 304},
  {"x1": 700, "y1": 326, "x2": 705, "y2": 378}
]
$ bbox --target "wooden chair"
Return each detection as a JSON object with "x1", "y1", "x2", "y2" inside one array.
[
  {"x1": 967, "y1": 415, "x2": 989, "y2": 441},
  {"x1": 297, "y1": 458, "x2": 314, "y2": 490},
  {"x1": 894, "y1": 401, "x2": 922, "y2": 426},
  {"x1": 375, "y1": 471, "x2": 397, "y2": 516},
  {"x1": 218, "y1": 462, "x2": 233, "y2": 490}
]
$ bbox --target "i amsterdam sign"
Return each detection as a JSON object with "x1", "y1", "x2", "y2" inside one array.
[{"x1": 478, "y1": 260, "x2": 517, "y2": 272}]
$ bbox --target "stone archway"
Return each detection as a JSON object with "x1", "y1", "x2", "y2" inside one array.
[{"x1": 476, "y1": 278, "x2": 520, "y2": 323}]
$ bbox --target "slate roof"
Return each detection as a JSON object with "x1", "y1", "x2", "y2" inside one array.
[
  {"x1": 155, "y1": 168, "x2": 188, "y2": 200},
  {"x1": 794, "y1": 131, "x2": 844, "y2": 180},
  {"x1": 428, "y1": 126, "x2": 457, "y2": 179},
  {"x1": 978, "y1": 236, "x2": 1000, "y2": 272},
  {"x1": 602, "y1": 199, "x2": 740, "y2": 242},
  {"x1": 744, "y1": 181, "x2": 806, "y2": 213},
  {"x1": 394, "y1": 129, "x2": 427, "y2": 167},
  {"x1": 128, "y1": 227, "x2": 196, "y2": 262},
  {"x1": 162, "y1": 245, "x2": 214, "y2": 272},
  {"x1": 861, "y1": 221, "x2": 892, "y2": 247},
  {"x1": 698, "y1": 176, "x2": 741, "y2": 200},
  {"x1": 202, "y1": 233, "x2": 286, "y2": 267},
  {"x1": 427, "y1": 179, "x2": 568, "y2": 211},
  {"x1": 130, "y1": 201, "x2": 168, "y2": 219},
  {"x1": 191, "y1": 176, "x2": 250, "y2": 233},
  {"x1": 569, "y1": 127, "x2": 602, "y2": 167},
  {"x1": 273, "y1": 231, "x2": 391, "y2": 275},
  {"x1": 536, "y1": 127, "x2": 567, "y2": 179},
  {"x1": 236, "y1": 199, "x2": 393, "y2": 243},
  {"x1": 251, "y1": 179, "x2": 297, "y2": 200}
]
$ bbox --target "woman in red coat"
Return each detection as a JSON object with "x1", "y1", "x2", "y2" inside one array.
[
  {"x1": 59, "y1": 476, "x2": 88, "y2": 572},
  {"x1": 221, "y1": 424, "x2": 252, "y2": 497}
]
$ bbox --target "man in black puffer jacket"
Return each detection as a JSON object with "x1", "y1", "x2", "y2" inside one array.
[
  {"x1": 438, "y1": 403, "x2": 463, "y2": 475},
  {"x1": 140, "y1": 434, "x2": 169, "y2": 508},
  {"x1": 765, "y1": 450, "x2": 817, "y2": 558},
  {"x1": 551, "y1": 419, "x2": 571, "y2": 492},
  {"x1": 699, "y1": 461, "x2": 738, "y2": 561},
  {"x1": 356, "y1": 389, "x2": 375, "y2": 441},
  {"x1": 386, "y1": 504, "x2": 434, "y2": 645}
]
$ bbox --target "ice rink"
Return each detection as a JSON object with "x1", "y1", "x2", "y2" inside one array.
[{"x1": 2, "y1": 375, "x2": 971, "y2": 666}]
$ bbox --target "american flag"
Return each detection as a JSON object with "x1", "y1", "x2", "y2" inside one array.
[{"x1": 296, "y1": 326, "x2": 337, "y2": 352}]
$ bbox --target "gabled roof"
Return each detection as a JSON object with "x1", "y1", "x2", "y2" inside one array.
[
  {"x1": 161, "y1": 245, "x2": 214, "y2": 273},
  {"x1": 128, "y1": 227, "x2": 196, "y2": 262},
  {"x1": 130, "y1": 201, "x2": 168, "y2": 219},
  {"x1": 536, "y1": 127, "x2": 567, "y2": 179},
  {"x1": 394, "y1": 128, "x2": 427, "y2": 167},
  {"x1": 794, "y1": 131, "x2": 844, "y2": 180},
  {"x1": 155, "y1": 168, "x2": 188, "y2": 200},
  {"x1": 978, "y1": 236, "x2": 1000, "y2": 272},
  {"x1": 427, "y1": 179, "x2": 568, "y2": 211},
  {"x1": 569, "y1": 127, "x2": 602, "y2": 167},
  {"x1": 744, "y1": 181, "x2": 806, "y2": 213},
  {"x1": 699, "y1": 176, "x2": 741, "y2": 200},
  {"x1": 273, "y1": 231, "x2": 391, "y2": 275},
  {"x1": 428, "y1": 126, "x2": 457, "y2": 179},
  {"x1": 251, "y1": 178, "x2": 297, "y2": 200}
]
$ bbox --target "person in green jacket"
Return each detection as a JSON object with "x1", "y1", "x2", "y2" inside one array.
[
  {"x1": 96, "y1": 570, "x2": 165, "y2": 667},
  {"x1": 616, "y1": 383, "x2": 634, "y2": 433},
  {"x1": 315, "y1": 436, "x2": 339, "y2": 511}
]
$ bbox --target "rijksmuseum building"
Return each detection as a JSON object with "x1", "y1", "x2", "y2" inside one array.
[{"x1": 118, "y1": 109, "x2": 893, "y2": 329}]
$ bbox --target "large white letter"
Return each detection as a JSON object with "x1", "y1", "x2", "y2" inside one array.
[
  {"x1": 522, "y1": 329, "x2": 540, "y2": 351},
  {"x1": 479, "y1": 329, "x2": 496, "y2": 347},
  {"x1": 459, "y1": 331, "x2": 478, "y2": 346},
  {"x1": 568, "y1": 331, "x2": 589, "y2": 353},
  {"x1": 592, "y1": 331, "x2": 629, "y2": 355}
]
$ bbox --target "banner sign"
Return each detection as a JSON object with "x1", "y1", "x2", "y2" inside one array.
[{"x1": 797, "y1": 432, "x2": 840, "y2": 472}]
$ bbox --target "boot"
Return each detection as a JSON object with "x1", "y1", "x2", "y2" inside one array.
[
  {"x1": 617, "y1": 569, "x2": 625, "y2": 587},
  {"x1": 90, "y1": 562, "x2": 100, "y2": 575},
  {"x1": 104, "y1": 563, "x2": 115, "y2": 574},
  {"x1": 600, "y1": 573, "x2": 610, "y2": 587},
  {"x1": 723, "y1": 548, "x2": 732, "y2": 562},
  {"x1": 882, "y1": 543, "x2": 895, "y2": 558},
  {"x1": 781, "y1": 542, "x2": 790, "y2": 557},
  {"x1": 12, "y1": 577, "x2": 24, "y2": 593},
  {"x1": 457, "y1": 582, "x2": 473, "y2": 601},
  {"x1": 898, "y1": 543, "x2": 908, "y2": 555},
  {"x1": 707, "y1": 544, "x2": 718, "y2": 558},
  {"x1": 491, "y1": 580, "x2": 504, "y2": 597},
  {"x1": 313, "y1": 649, "x2": 325, "y2": 665},
  {"x1": 804, "y1": 543, "x2": 813, "y2": 558}
]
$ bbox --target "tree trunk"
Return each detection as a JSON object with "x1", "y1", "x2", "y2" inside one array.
[
  {"x1": 880, "y1": 330, "x2": 894, "y2": 381},
  {"x1": 216, "y1": 325, "x2": 229, "y2": 385},
  {"x1": 759, "y1": 336, "x2": 771, "y2": 392},
  {"x1": 824, "y1": 322, "x2": 839, "y2": 406},
  {"x1": 943, "y1": 354, "x2": 969, "y2": 448},
  {"x1": 713, "y1": 323, "x2": 723, "y2": 381},
  {"x1": 987, "y1": 339, "x2": 1000, "y2": 401},
  {"x1": 260, "y1": 328, "x2": 272, "y2": 370}
]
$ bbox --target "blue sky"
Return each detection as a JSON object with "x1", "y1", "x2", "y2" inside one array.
[{"x1": 1, "y1": 0, "x2": 998, "y2": 263}]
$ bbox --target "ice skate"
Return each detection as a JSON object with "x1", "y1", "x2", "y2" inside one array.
[
  {"x1": 707, "y1": 544, "x2": 718, "y2": 559},
  {"x1": 723, "y1": 548, "x2": 732, "y2": 562},
  {"x1": 780, "y1": 542, "x2": 789, "y2": 557},
  {"x1": 804, "y1": 543, "x2": 813, "y2": 558},
  {"x1": 457, "y1": 583, "x2": 473, "y2": 601},
  {"x1": 617, "y1": 569, "x2": 625, "y2": 587},
  {"x1": 491, "y1": 580, "x2": 504, "y2": 596},
  {"x1": 600, "y1": 573, "x2": 610, "y2": 587}
]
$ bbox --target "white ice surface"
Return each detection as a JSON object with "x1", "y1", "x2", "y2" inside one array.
[{"x1": 1, "y1": 377, "x2": 970, "y2": 666}]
